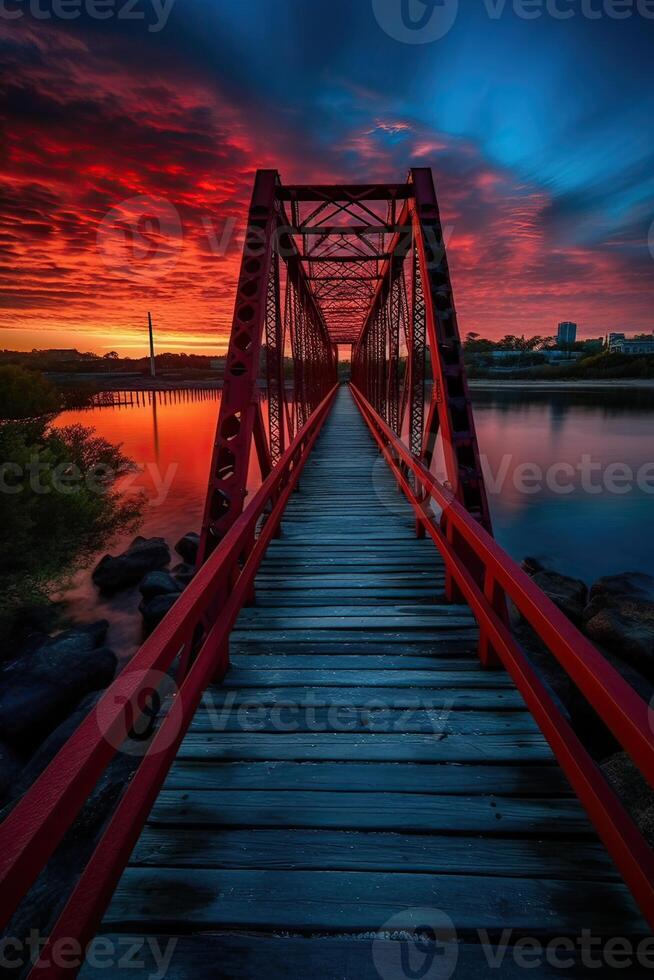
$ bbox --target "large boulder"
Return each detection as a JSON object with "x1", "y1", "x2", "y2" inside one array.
[
  {"x1": 0, "y1": 627, "x2": 116, "y2": 750},
  {"x1": 530, "y1": 569, "x2": 588, "y2": 626},
  {"x1": 4, "y1": 692, "x2": 101, "y2": 806},
  {"x1": 139, "y1": 593, "x2": 179, "y2": 634},
  {"x1": 590, "y1": 571, "x2": 654, "y2": 606},
  {"x1": 139, "y1": 570, "x2": 182, "y2": 601},
  {"x1": 34, "y1": 620, "x2": 109, "y2": 658},
  {"x1": 582, "y1": 571, "x2": 654, "y2": 677},
  {"x1": 92, "y1": 536, "x2": 171, "y2": 592},
  {"x1": 175, "y1": 531, "x2": 200, "y2": 565},
  {"x1": 172, "y1": 562, "x2": 196, "y2": 587},
  {"x1": 584, "y1": 571, "x2": 654, "y2": 619},
  {"x1": 601, "y1": 751, "x2": 654, "y2": 846},
  {"x1": 584, "y1": 602, "x2": 654, "y2": 678}
]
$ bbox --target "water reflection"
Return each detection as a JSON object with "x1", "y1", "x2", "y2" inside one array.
[
  {"x1": 50, "y1": 388, "x2": 238, "y2": 659},
  {"x1": 469, "y1": 389, "x2": 654, "y2": 583},
  {"x1": 49, "y1": 386, "x2": 654, "y2": 658}
]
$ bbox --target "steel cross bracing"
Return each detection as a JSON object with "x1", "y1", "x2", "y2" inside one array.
[
  {"x1": 199, "y1": 169, "x2": 492, "y2": 567},
  {"x1": 197, "y1": 171, "x2": 337, "y2": 564}
]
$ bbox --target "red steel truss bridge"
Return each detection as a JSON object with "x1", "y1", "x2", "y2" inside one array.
[{"x1": 1, "y1": 170, "x2": 653, "y2": 978}]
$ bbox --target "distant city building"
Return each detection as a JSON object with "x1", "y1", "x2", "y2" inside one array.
[
  {"x1": 542, "y1": 350, "x2": 583, "y2": 362},
  {"x1": 557, "y1": 322, "x2": 577, "y2": 345},
  {"x1": 486, "y1": 349, "x2": 582, "y2": 363},
  {"x1": 488, "y1": 350, "x2": 524, "y2": 360},
  {"x1": 608, "y1": 333, "x2": 654, "y2": 355},
  {"x1": 607, "y1": 333, "x2": 625, "y2": 350}
]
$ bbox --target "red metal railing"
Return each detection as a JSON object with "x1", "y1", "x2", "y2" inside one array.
[
  {"x1": 350, "y1": 382, "x2": 654, "y2": 928},
  {"x1": 0, "y1": 384, "x2": 338, "y2": 978}
]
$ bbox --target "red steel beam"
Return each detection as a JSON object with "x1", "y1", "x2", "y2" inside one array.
[
  {"x1": 279, "y1": 183, "x2": 413, "y2": 201},
  {"x1": 198, "y1": 169, "x2": 279, "y2": 565}
]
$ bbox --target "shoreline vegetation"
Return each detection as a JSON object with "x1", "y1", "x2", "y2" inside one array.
[
  {"x1": 469, "y1": 378, "x2": 654, "y2": 390},
  {"x1": 3, "y1": 345, "x2": 654, "y2": 395},
  {"x1": 0, "y1": 366, "x2": 144, "y2": 645}
]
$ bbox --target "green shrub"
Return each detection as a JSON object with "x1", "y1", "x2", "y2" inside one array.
[
  {"x1": 0, "y1": 366, "x2": 61, "y2": 420},
  {"x1": 0, "y1": 419, "x2": 143, "y2": 642}
]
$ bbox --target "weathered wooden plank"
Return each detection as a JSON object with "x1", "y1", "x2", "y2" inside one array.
[
  {"x1": 176, "y1": 733, "x2": 552, "y2": 763},
  {"x1": 257, "y1": 571, "x2": 439, "y2": 579},
  {"x1": 148, "y1": 789, "x2": 589, "y2": 834},
  {"x1": 254, "y1": 576, "x2": 443, "y2": 587},
  {"x1": 235, "y1": 604, "x2": 473, "y2": 622},
  {"x1": 258, "y1": 558, "x2": 439, "y2": 566},
  {"x1": 266, "y1": 536, "x2": 445, "y2": 544},
  {"x1": 163, "y1": 760, "x2": 571, "y2": 795},
  {"x1": 190, "y1": 707, "x2": 539, "y2": 736},
  {"x1": 131, "y1": 827, "x2": 618, "y2": 879},
  {"x1": 230, "y1": 639, "x2": 480, "y2": 657},
  {"x1": 222, "y1": 669, "x2": 512, "y2": 688},
  {"x1": 204, "y1": 682, "x2": 526, "y2": 707},
  {"x1": 227, "y1": 654, "x2": 482, "y2": 670},
  {"x1": 277, "y1": 532, "x2": 416, "y2": 542},
  {"x1": 104, "y1": 869, "x2": 645, "y2": 932},
  {"x1": 234, "y1": 620, "x2": 476, "y2": 633},
  {"x1": 254, "y1": 593, "x2": 442, "y2": 606},
  {"x1": 230, "y1": 630, "x2": 480, "y2": 644}
]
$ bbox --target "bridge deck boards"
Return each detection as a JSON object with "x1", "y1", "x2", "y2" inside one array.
[{"x1": 85, "y1": 388, "x2": 647, "y2": 978}]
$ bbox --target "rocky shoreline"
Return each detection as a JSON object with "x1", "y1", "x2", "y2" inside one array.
[
  {"x1": 0, "y1": 530, "x2": 200, "y2": 811},
  {"x1": 91, "y1": 531, "x2": 199, "y2": 633},
  {"x1": 519, "y1": 561, "x2": 654, "y2": 843},
  {"x1": 0, "y1": 530, "x2": 202, "y2": 955}
]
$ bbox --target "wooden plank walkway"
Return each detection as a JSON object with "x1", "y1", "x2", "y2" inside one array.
[{"x1": 84, "y1": 388, "x2": 648, "y2": 978}]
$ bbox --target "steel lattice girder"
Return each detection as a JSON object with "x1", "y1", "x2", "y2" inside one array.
[
  {"x1": 199, "y1": 170, "x2": 337, "y2": 563},
  {"x1": 350, "y1": 168, "x2": 491, "y2": 535},
  {"x1": 198, "y1": 170, "x2": 279, "y2": 565},
  {"x1": 200, "y1": 168, "x2": 491, "y2": 566}
]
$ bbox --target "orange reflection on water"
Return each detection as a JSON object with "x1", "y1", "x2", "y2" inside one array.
[{"x1": 49, "y1": 388, "x2": 264, "y2": 660}]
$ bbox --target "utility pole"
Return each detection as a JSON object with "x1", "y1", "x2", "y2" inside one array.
[{"x1": 148, "y1": 311, "x2": 156, "y2": 378}]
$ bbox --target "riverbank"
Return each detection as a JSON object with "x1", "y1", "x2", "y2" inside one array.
[
  {"x1": 46, "y1": 371, "x2": 223, "y2": 393},
  {"x1": 469, "y1": 378, "x2": 654, "y2": 391},
  {"x1": 48, "y1": 373, "x2": 654, "y2": 394}
]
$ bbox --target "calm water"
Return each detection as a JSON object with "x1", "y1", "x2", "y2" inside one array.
[
  {"x1": 51, "y1": 386, "x2": 654, "y2": 658},
  {"x1": 470, "y1": 388, "x2": 654, "y2": 583}
]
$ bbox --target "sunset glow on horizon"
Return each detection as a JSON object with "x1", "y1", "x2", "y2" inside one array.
[{"x1": 2, "y1": 7, "x2": 653, "y2": 355}]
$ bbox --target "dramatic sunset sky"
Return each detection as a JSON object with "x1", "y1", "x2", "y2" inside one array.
[{"x1": 1, "y1": 0, "x2": 653, "y2": 356}]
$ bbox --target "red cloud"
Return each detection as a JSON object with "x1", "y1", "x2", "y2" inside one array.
[{"x1": 1, "y1": 24, "x2": 652, "y2": 355}]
